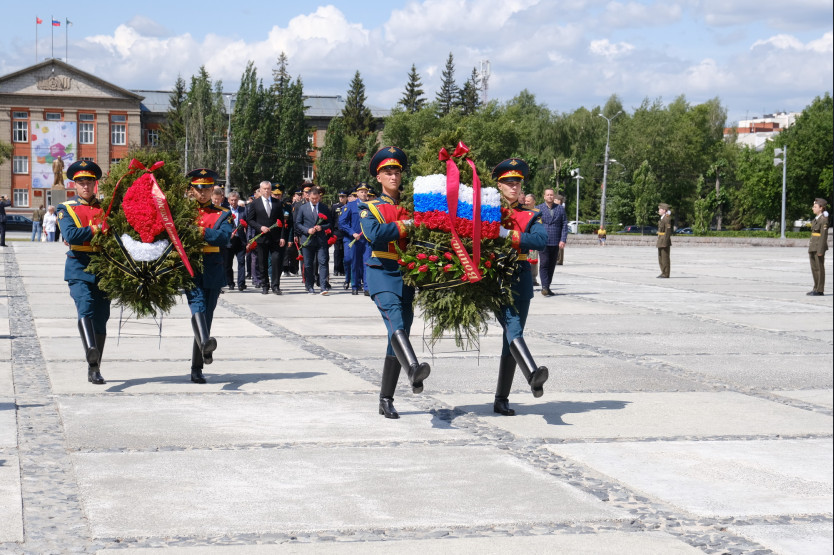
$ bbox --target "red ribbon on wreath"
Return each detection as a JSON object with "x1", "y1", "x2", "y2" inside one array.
[{"x1": 438, "y1": 142, "x2": 483, "y2": 283}]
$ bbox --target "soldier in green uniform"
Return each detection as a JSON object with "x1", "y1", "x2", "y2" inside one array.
[
  {"x1": 808, "y1": 198, "x2": 829, "y2": 296},
  {"x1": 656, "y1": 203, "x2": 672, "y2": 278}
]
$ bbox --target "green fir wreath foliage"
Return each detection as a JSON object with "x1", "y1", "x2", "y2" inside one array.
[
  {"x1": 397, "y1": 223, "x2": 517, "y2": 349},
  {"x1": 87, "y1": 150, "x2": 203, "y2": 317}
]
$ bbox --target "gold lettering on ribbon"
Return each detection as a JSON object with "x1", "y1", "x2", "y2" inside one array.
[{"x1": 150, "y1": 177, "x2": 194, "y2": 277}]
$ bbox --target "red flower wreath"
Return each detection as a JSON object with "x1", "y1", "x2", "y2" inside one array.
[{"x1": 121, "y1": 173, "x2": 166, "y2": 243}]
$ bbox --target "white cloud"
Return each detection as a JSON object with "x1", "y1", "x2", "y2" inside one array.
[
  {"x1": 589, "y1": 39, "x2": 636, "y2": 57},
  {"x1": 602, "y1": 1, "x2": 683, "y2": 28},
  {"x1": 751, "y1": 31, "x2": 833, "y2": 53}
]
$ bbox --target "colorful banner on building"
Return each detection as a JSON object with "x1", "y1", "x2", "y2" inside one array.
[{"x1": 31, "y1": 121, "x2": 76, "y2": 189}]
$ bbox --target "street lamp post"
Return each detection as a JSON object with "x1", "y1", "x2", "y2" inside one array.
[
  {"x1": 570, "y1": 168, "x2": 583, "y2": 233},
  {"x1": 598, "y1": 110, "x2": 622, "y2": 231},
  {"x1": 225, "y1": 94, "x2": 235, "y2": 195},
  {"x1": 774, "y1": 146, "x2": 787, "y2": 240}
]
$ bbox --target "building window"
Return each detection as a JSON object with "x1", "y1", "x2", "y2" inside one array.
[
  {"x1": 79, "y1": 113, "x2": 95, "y2": 121},
  {"x1": 13, "y1": 121, "x2": 28, "y2": 142},
  {"x1": 111, "y1": 158, "x2": 122, "y2": 165},
  {"x1": 45, "y1": 112, "x2": 62, "y2": 121},
  {"x1": 111, "y1": 124, "x2": 126, "y2": 145},
  {"x1": 147, "y1": 129, "x2": 159, "y2": 146},
  {"x1": 13, "y1": 111, "x2": 28, "y2": 119},
  {"x1": 111, "y1": 114, "x2": 126, "y2": 123},
  {"x1": 13, "y1": 189, "x2": 29, "y2": 207},
  {"x1": 80, "y1": 157, "x2": 95, "y2": 162},
  {"x1": 13, "y1": 156, "x2": 28, "y2": 174},
  {"x1": 80, "y1": 122, "x2": 95, "y2": 144},
  {"x1": 303, "y1": 163, "x2": 314, "y2": 181}
]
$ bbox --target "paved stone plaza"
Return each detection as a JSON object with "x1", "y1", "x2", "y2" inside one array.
[{"x1": 1, "y1": 240, "x2": 831, "y2": 554}]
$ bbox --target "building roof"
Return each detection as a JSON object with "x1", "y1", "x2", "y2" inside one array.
[
  {"x1": 129, "y1": 91, "x2": 392, "y2": 119},
  {"x1": 0, "y1": 59, "x2": 144, "y2": 101}
]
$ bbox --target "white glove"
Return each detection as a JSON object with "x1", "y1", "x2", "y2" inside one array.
[
  {"x1": 401, "y1": 219, "x2": 413, "y2": 227},
  {"x1": 498, "y1": 226, "x2": 511, "y2": 238}
]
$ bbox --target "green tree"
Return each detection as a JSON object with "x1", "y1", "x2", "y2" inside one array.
[
  {"x1": 183, "y1": 66, "x2": 227, "y2": 172},
  {"x1": 274, "y1": 77, "x2": 309, "y2": 188},
  {"x1": 631, "y1": 160, "x2": 661, "y2": 228},
  {"x1": 342, "y1": 71, "x2": 374, "y2": 140},
  {"x1": 693, "y1": 175, "x2": 717, "y2": 234},
  {"x1": 231, "y1": 61, "x2": 278, "y2": 192},
  {"x1": 317, "y1": 117, "x2": 355, "y2": 191},
  {"x1": 0, "y1": 141, "x2": 12, "y2": 165},
  {"x1": 435, "y1": 52, "x2": 459, "y2": 116},
  {"x1": 458, "y1": 67, "x2": 481, "y2": 116},
  {"x1": 158, "y1": 75, "x2": 186, "y2": 156},
  {"x1": 398, "y1": 64, "x2": 426, "y2": 113}
]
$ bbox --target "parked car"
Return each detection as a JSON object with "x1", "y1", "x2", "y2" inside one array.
[
  {"x1": 676, "y1": 227, "x2": 693, "y2": 235},
  {"x1": 567, "y1": 220, "x2": 585, "y2": 234},
  {"x1": 4, "y1": 214, "x2": 34, "y2": 231},
  {"x1": 742, "y1": 227, "x2": 766, "y2": 231},
  {"x1": 617, "y1": 225, "x2": 657, "y2": 235}
]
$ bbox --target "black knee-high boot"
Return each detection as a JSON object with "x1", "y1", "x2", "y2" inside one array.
[
  {"x1": 390, "y1": 329, "x2": 430, "y2": 393},
  {"x1": 79, "y1": 318, "x2": 104, "y2": 384},
  {"x1": 379, "y1": 356, "x2": 401, "y2": 419},
  {"x1": 494, "y1": 355, "x2": 516, "y2": 415},
  {"x1": 509, "y1": 338, "x2": 549, "y2": 398},
  {"x1": 190, "y1": 340, "x2": 206, "y2": 383},
  {"x1": 191, "y1": 313, "x2": 216, "y2": 365}
]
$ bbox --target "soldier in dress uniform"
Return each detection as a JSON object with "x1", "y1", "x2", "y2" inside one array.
[
  {"x1": 330, "y1": 190, "x2": 349, "y2": 276},
  {"x1": 656, "y1": 203, "x2": 672, "y2": 278},
  {"x1": 185, "y1": 169, "x2": 234, "y2": 383},
  {"x1": 360, "y1": 147, "x2": 431, "y2": 419},
  {"x1": 491, "y1": 158, "x2": 550, "y2": 416},
  {"x1": 808, "y1": 198, "x2": 829, "y2": 296},
  {"x1": 339, "y1": 183, "x2": 369, "y2": 294},
  {"x1": 58, "y1": 160, "x2": 109, "y2": 384}
]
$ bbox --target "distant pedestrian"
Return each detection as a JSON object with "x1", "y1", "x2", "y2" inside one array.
[
  {"x1": 657, "y1": 203, "x2": 672, "y2": 278},
  {"x1": 597, "y1": 227, "x2": 606, "y2": 246},
  {"x1": 807, "y1": 198, "x2": 829, "y2": 296},
  {"x1": 43, "y1": 206, "x2": 58, "y2": 242},
  {"x1": 32, "y1": 205, "x2": 45, "y2": 241},
  {"x1": 535, "y1": 189, "x2": 568, "y2": 296},
  {"x1": 0, "y1": 194, "x2": 11, "y2": 247}
]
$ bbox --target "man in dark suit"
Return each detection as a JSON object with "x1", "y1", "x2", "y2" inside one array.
[
  {"x1": 246, "y1": 180, "x2": 289, "y2": 295},
  {"x1": 294, "y1": 185, "x2": 332, "y2": 295},
  {"x1": 0, "y1": 194, "x2": 11, "y2": 247},
  {"x1": 536, "y1": 188, "x2": 568, "y2": 296}
]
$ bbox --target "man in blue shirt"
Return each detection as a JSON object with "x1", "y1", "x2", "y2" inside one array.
[{"x1": 536, "y1": 189, "x2": 568, "y2": 296}]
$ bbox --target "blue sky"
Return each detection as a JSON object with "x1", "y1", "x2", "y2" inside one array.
[{"x1": 1, "y1": 1, "x2": 831, "y2": 124}]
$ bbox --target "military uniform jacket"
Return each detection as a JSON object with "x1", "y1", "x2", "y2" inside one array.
[
  {"x1": 657, "y1": 214, "x2": 672, "y2": 248},
  {"x1": 194, "y1": 202, "x2": 233, "y2": 290},
  {"x1": 359, "y1": 194, "x2": 410, "y2": 296},
  {"x1": 331, "y1": 202, "x2": 347, "y2": 239},
  {"x1": 809, "y1": 215, "x2": 829, "y2": 255},
  {"x1": 57, "y1": 197, "x2": 105, "y2": 283},
  {"x1": 503, "y1": 203, "x2": 547, "y2": 302}
]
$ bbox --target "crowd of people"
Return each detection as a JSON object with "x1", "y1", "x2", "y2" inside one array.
[{"x1": 47, "y1": 149, "x2": 827, "y2": 418}]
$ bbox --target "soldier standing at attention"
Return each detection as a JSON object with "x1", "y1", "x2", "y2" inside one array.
[
  {"x1": 491, "y1": 158, "x2": 550, "y2": 416},
  {"x1": 185, "y1": 169, "x2": 234, "y2": 383},
  {"x1": 807, "y1": 198, "x2": 829, "y2": 296},
  {"x1": 57, "y1": 160, "x2": 109, "y2": 384},
  {"x1": 360, "y1": 147, "x2": 431, "y2": 419},
  {"x1": 656, "y1": 203, "x2": 672, "y2": 278}
]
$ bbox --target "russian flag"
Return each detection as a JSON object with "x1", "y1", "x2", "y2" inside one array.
[
  {"x1": 413, "y1": 174, "x2": 502, "y2": 239},
  {"x1": 52, "y1": 19, "x2": 61, "y2": 27},
  {"x1": 36, "y1": 17, "x2": 43, "y2": 24}
]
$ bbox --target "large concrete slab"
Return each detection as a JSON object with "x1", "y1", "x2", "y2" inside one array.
[
  {"x1": 436, "y1": 392, "x2": 834, "y2": 439},
  {"x1": 549, "y1": 439, "x2": 833, "y2": 517},
  {"x1": 47, "y1": 358, "x2": 374, "y2": 394},
  {"x1": 772, "y1": 389, "x2": 834, "y2": 409},
  {"x1": 74, "y1": 445, "x2": 624, "y2": 538},
  {"x1": 728, "y1": 522, "x2": 834, "y2": 555},
  {"x1": 0, "y1": 456, "x2": 23, "y2": 543},
  {"x1": 34, "y1": 316, "x2": 270, "y2": 338},
  {"x1": 98, "y1": 531, "x2": 704, "y2": 554},
  {"x1": 0, "y1": 361, "x2": 12, "y2": 397},
  {"x1": 60, "y1": 393, "x2": 461, "y2": 449},
  {"x1": 662, "y1": 354, "x2": 833, "y2": 389},
  {"x1": 0, "y1": 399, "x2": 15, "y2": 448}
]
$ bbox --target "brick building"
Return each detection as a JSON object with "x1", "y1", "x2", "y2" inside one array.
[{"x1": 1, "y1": 59, "x2": 389, "y2": 215}]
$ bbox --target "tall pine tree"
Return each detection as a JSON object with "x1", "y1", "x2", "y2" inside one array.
[
  {"x1": 317, "y1": 117, "x2": 354, "y2": 191},
  {"x1": 342, "y1": 71, "x2": 374, "y2": 140},
  {"x1": 159, "y1": 75, "x2": 186, "y2": 154},
  {"x1": 184, "y1": 66, "x2": 227, "y2": 172},
  {"x1": 398, "y1": 64, "x2": 426, "y2": 113},
  {"x1": 458, "y1": 67, "x2": 481, "y2": 115},
  {"x1": 435, "y1": 52, "x2": 459, "y2": 116},
  {"x1": 274, "y1": 77, "x2": 309, "y2": 188}
]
